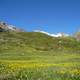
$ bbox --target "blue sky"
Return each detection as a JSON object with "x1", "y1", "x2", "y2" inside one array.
[{"x1": 0, "y1": 0, "x2": 80, "y2": 34}]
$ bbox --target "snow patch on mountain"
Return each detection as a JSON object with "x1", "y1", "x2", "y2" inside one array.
[
  {"x1": 34, "y1": 30, "x2": 69, "y2": 37},
  {"x1": 7, "y1": 25, "x2": 16, "y2": 31}
]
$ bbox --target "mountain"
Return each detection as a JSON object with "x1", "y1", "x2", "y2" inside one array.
[
  {"x1": 0, "y1": 22, "x2": 23, "y2": 32},
  {"x1": 0, "y1": 22, "x2": 80, "y2": 53},
  {"x1": 0, "y1": 22, "x2": 69, "y2": 37}
]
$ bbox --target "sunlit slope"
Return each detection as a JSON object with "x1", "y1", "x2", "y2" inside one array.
[{"x1": 0, "y1": 32, "x2": 80, "y2": 52}]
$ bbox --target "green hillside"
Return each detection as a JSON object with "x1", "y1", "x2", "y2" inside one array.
[
  {"x1": 0, "y1": 32, "x2": 80, "y2": 80},
  {"x1": 0, "y1": 31, "x2": 80, "y2": 52},
  {"x1": 0, "y1": 31, "x2": 80, "y2": 61}
]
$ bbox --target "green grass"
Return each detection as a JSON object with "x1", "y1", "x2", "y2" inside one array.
[
  {"x1": 0, "y1": 51, "x2": 80, "y2": 80},
  {"x1": 0, "y1": 32, "x2": 80, "y2": 80}
]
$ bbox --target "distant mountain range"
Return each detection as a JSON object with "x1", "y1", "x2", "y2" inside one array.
[{"x1": 0, "y1": 21, "x2": 70, "y2": 38}]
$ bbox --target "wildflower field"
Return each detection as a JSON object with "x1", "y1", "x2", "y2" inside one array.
[{"x1": 0, "y1": 50, "x2": 80, "y2": 80}]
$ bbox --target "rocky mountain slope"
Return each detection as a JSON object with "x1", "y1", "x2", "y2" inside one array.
[{"x1": 0, "y1": 22, "x2": 23, "y2": 32}]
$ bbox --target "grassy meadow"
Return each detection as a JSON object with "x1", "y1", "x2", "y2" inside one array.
[{"x1": 0, "y1": 32, "x2": 80, "y2": 80}]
